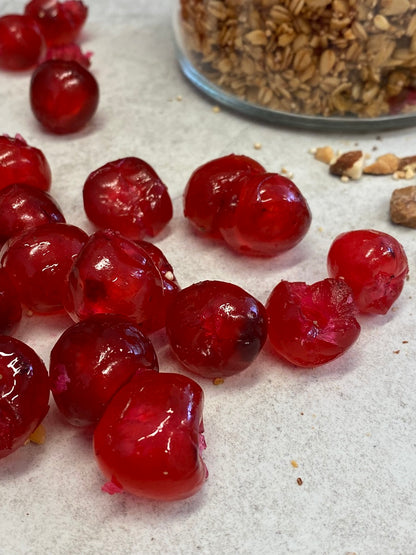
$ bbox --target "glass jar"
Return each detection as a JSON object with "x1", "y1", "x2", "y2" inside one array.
[{"x1": 173, "y1": 0, "x2": 416, "y2": 130}]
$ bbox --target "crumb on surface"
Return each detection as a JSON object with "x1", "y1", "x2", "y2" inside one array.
[
  {"x1": 297, "y1": 477, "x2": 303, "y2": 486},
  {"x1": 291, "y1": 460, "x2": 299, "y2": 468},
  {"x1": 212, "y1": 105, "x2": 221, "y2": 113},
  {"x1": 253, "y1": 142, "x2": 262, "y2": 150},
  {"x1": 213, "y1": 377, "x2": 224, "y2": 385},
  {"x1": 29, "y1": 424, "x2": 46, "y2": 445}
]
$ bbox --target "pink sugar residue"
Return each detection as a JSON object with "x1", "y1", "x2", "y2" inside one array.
[{"x1": 102, "y1": 477, "x2": 123, "y2": 495}]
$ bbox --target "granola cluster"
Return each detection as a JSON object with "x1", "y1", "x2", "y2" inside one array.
[{"x1": 178, "y1": 0, "x2": 416, "y2": 117}]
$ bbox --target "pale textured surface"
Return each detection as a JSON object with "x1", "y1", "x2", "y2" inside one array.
[{"x1": 1, "y1": 2, "x2": 416, "y2": 554}]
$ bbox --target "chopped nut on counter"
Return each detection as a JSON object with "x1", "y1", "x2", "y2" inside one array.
[
  {"x1": 390, "y1": 185, "x2": 416, "y2": 228},
  {"x1": 314, "y1": 146, "x2": 334, "y2": 165},
  {"x1": 329, "y1": 150, "x2": 364, "y2": 180},
  {"x1": 364, "y1": 153, "x2": 400, "y2": 175}
]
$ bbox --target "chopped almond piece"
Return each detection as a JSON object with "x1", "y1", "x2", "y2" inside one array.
[{"x1": 364, "y1": 153, "x2": 400, "y2": 175}]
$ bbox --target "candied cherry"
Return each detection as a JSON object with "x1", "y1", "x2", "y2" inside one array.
[
  {"x1": 0, "y1": 183, "x2": 65, "y2": 246},
  {"x1": 0, "y1": 268, "x2": 22, "y2": 335},
  {"x1": 327, "y1": 229, "x2": 409, "y2": 314},
  {"x1": 266, "y1": 278, "x2": 361, "y2": 368},
  {"x1": 184, "y1": 153, "x2": 265, "y2": 237},
  {"x1": 0, "y1": 335, "x2": 49, "y2": 459},
  {"x1": 30, "y1": 59, "x2": 99, "y2": 134},
  {"x1": 219, "y1": 172, "x2": 311, "y2": 257},
  {"x1": 0, "y1": 134, "x2": 51, "y2": 192},
  {"x1": 24, "y1": 0, "x2": 88, "y2": 47},
  {"x1": 94, "y1": 371, "x2": 207, "y2": 501},
  {"x1": 64, "y1": 229, "x2": 166, "y2": 334},
  {"x1": 0, "y1": 14, "x2": 44, "y2": 71},
  {"x1": 166, "y1": 280, "x2": 268, "y2": 379},
  {"x1": 83, "y1": 157, "x2": 173, "y2": 241},
  {"x1": 1, "y1": 222, "x2": 88, "y2": 314},
  {"x1": 50, "y1": 314, "x2": 159, "y2": 427}
]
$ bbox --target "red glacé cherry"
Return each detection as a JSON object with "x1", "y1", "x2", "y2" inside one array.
[
  {"x1": 83, "y1": 157, "x2": 173, "y2": 241},
  {"x1": 266, "y1": 278, "x2": 361, "y2": 368},
  {"x1": 0, "y1": 335, "x2": 49, "y2": 459},
  {"x1": 184, "y1": 153, "x2": 265, "y2": 237},
  {"x1": 24, "y1": 0, "x2": 88, "y2": 47},
  {"x1": 0, "y1": 268, "x2": 22, "y2": 335},
  {"x1": 219, "y1": 173, "x2": 311, "y2": 257},
  {"x1": 0, "y1": 134, "x2": 51, "y2": 192},
  {"x1": 166, "y1": 280, "x2": 268, "y2": 379},
  {"x1": 50, "y1": 314, "x2": 159, "y2": 427},
  {"x1": 0, "y1": 183, "x2": 65, "y2": 246},
  {"x1": 1, "y1": 222, "x2": 88, "y2": 314},
  {"x1": 64, "y1": 229, "x2": 166, "y2": 333},
  {"x1": 93, "y1": 371, "x2": 207, "y2": 501},
  {"x1": 327, "y1": 229, "x2": 409, "y2": 314},
  {"x1": 0, "y1": 14, "x2": 44, "y2": 71},
  {"x1": 30, "y1": 59, "x2": 99, "y2": 134}
]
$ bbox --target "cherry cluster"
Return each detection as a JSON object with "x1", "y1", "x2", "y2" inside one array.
[
  {"x1": 0, "y1": 0, "x2": 99, "y2": 133},
  {"x1": 0, "y1": 134, "x2": 409, "y2": 500}
]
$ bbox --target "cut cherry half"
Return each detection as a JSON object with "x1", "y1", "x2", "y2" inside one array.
[
  {"x1": 266, "y1": 278, "x2": 361, "y2": 368},
  {"x1": 93, "y1": 371, "x2": 207, "y2": 501}
]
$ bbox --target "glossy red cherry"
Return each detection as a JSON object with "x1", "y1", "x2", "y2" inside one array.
[
  {"x1": 219, "y1": 172, "x2": 311, "y2": 257},
  {"x1": 0, "y1": 268, "x2": 22, "y2": 335},
  {"x1": 327, "y1": 229, "x2": 409, "y2": 314},
  {"x1": 83, "y1": 157, "x2": 173, "y2": 240},
  {"x1": 64, "y1": 229, "x2": 166, "y2": 333},
  {"x1": 0, "y1": 14, "x2": 44, "y2": 71},
  {"x1": 266, "y1": 278, "x2": 361, "y2": 368},
  {"x1": 0, "y1": 183, "x2": 65, "y2": 247},
  {"x1": 30, "y1": 59, "x2": 99, "y2": 134},
  {"x1": 0, "y1": 335, "x2": 49, "y2": 459},
  {"x1": 166, "y1": 280, "x2": 268, "y2": 379},
  {"x1": 50, "y1": 314, "x2": 159, "y2": 427},
  {"x1": 184, "y1": 153, "x2": 265, "y2": 237},
  {"x1": 0, "y1": 134, "x2": 52, "y2": 192},
  {"x1": 93, "y1": 371, "x2": 207, "y2": 501},
  {"x1": 24, "y1": 0, "x2": 88, "y2": 47},
  {"x1": 1, "y1": 222, "x2": 88, "y2": 314}
]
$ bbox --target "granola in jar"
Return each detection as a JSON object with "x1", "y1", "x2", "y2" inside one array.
[{"x1": 175, "y1": 0, "x2": 416, "y2": 122}]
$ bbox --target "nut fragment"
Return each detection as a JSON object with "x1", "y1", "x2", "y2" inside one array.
[
  {"x1": 399, "y1": 155, "x2": 416, "y2": 171},
  {"x1": 329, "y1": 150, "x2": 364, "y2": 180},
  {"x1": 314, "y1": 146, "x2": 334, "y2": 164},
  {"x1": 390, "y1": 185, "x2": 416, "y2": 228},
  {"x1": 364, "y1": 153, "x2": 400, "y2": 175}
]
